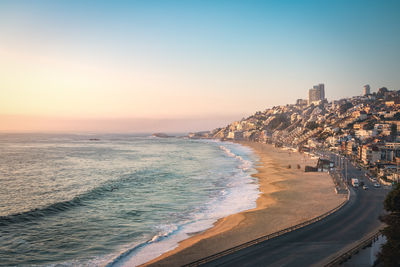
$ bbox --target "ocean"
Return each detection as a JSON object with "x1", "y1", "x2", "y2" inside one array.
[{"x1": 0, "y1": 134, "x2": 259, "y2": 266}]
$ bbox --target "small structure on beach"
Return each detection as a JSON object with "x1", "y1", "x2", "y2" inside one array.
[
  {"x1": 274, "y1": 142, "x2": 283, "y2": 148},
  {"x1": 305, "y1": 165, "x2": 318, "y2": 172},
  {"x1": 317, "y1": 158, "x2": 335, "y2": 172},
  {"x1": 305, "y1": 159, "x2": 334, "y2": 172}
]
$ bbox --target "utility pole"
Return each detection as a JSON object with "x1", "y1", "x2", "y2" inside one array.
[
  {"x1": 344, "y1": 158, "x2": 349, "y2": 183},
  {"x1": 336, "y1": 154, "x2": 338, "y2": 168}
]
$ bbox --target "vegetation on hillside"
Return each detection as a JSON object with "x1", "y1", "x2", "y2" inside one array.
[
  {"x1": 378, "y1": 183, "x2": 400, "y2": 266},
  {"x1": 268, "y1": 114, "x2": 289, "y2": 130}
]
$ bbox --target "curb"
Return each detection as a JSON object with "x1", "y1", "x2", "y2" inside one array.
[{"x1": 321, "y1": 226, "x2": 384, "y2": 267}]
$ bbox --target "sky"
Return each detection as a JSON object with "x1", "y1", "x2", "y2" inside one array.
[{"x1": 1, "y1": 0, "x2": 400, "y2": 133}]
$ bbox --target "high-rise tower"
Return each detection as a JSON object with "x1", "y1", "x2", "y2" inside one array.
[
  {"x1": 318, "y1": 83, "x2": 325, "y2": 99},
  {"x1": 363, "y1": 84, "x2": 370, "y2": 95},
  {"x1": 308, "y1": 83, "x2": 325, "y2": 104}
]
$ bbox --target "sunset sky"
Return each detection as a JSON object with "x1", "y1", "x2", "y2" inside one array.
[{"x1": 1, "y1": 0, "x2": 400, "y2": 132}]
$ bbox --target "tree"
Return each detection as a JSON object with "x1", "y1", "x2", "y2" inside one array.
[
  {"x1": 391, "y1": 124, "x2": 397, "y2": 141},
  {"x1": 363, "y1": 119, "x2": 377, "y2": 130},
  {"x1": 339, "y1": 102, "x2": 353, "y2": 114},
  {"x1": 393, "y1": 112, "x2": 400, "y2": 121},
  {"x1": 267, "y1": 114, "x2": 289, "y2": 130},
  {"x1": 305, "y1": 121, "x2": 319, "y2": 130},
  {"x1": 378, "y1": 183, "x2": 400, "y2": 266},
  {"x1": 377, "y1": 87, "x2": 389, "y2": 97}
]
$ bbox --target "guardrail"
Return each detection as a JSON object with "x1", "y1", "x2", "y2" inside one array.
[
  {"x1": 324, "y1": 230, "x2": 383, "y2": 266},
  {"x1": 184, "y1": 195, "x2": 350, "y2": 267}
]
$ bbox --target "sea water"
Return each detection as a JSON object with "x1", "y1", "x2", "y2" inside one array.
[{"x1": 0, "y1": 134, "x2": 259, "y2": 266}]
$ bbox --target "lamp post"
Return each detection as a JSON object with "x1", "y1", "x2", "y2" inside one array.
[
  {"x1": 344, "y1": 158, "x2": 349, "y2": 183},
  {"x1": 340, "y1": 156, "x2": 347, "y2": 184}
]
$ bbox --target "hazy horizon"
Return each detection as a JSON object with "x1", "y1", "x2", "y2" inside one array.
[
  {"x1": 1, "y1": 0, "x2": 400, "y2": 132},
  {"x1": 0, "y1": 114, "x2": 244, "y2": 134}
]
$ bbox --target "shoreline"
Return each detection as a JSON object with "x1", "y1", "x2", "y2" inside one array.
[{"x1": 137, "y1": 141, "x2": 345, "y2": 267}]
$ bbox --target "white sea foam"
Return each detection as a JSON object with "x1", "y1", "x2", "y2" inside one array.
[
  {"x1": 219, "y1": 145, "x2": 253, "y2": 170},
  {"x1": 149, "y1": 224, "x2": 179, "y2": 243},
  {"x1": 109, "y1": 140, "x2": 260, "y2": 267}
]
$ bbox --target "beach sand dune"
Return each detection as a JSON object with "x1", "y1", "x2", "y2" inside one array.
[{"x1": 143, "y1": 142, "x2": 346, "y2": 267}]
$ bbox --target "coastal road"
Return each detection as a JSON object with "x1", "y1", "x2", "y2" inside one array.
[{"x1": 201, "y1": 157, "x2": 389, "y2": 267}]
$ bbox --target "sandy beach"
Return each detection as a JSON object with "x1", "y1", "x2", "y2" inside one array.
[{"x1": 142, "y1": 141, "x2": 346, "y2": 267}]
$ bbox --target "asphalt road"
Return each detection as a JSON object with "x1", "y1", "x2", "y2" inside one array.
[{"x1": 202, "y1": 156, "x2": 389, "y2": 267}]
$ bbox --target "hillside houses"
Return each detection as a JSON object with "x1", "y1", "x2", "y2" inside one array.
[{"x1": 190, "y1": 86, "x2": 400, "y2": 184}]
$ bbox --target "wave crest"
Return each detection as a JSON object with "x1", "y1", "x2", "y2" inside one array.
[
  {"x1": 0, "y1": 172, "x2": 142, "y2": 227},
  {"x1": 219, "y1": 145, "x2": 252, "y2": 170}
]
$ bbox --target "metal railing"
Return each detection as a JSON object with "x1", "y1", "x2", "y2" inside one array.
[
  {"x1": 184, "y1": 195, "x2": 350, "y2": 267},
  {"x1": 324, "y1": 229, "x2": 383, "y2": 266}
]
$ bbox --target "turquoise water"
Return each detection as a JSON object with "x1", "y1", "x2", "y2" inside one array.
[{"x1": 0, "y1": 134, "x2": 258, "y2": 266}]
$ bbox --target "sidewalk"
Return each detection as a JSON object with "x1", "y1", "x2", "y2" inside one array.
[
  {"x1": 343, "y1": 234, "x2": 386, "y2": 266},
  {"x1": 331, "y1": 171, "x2": 348, "y2": 194}
]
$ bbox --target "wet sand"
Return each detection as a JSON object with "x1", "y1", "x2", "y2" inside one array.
[{"x1": 140, "y1": 142, "x2": 346, "y2": 267}]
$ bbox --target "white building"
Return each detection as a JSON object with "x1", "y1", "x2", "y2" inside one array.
[
  {"x1": 355, "y1": 129, "x2": 377, "y2": 140},
  {"x1": 362, "y1": 145, "x2": 381, "y2": 165},
  {"x1": 374, "y1": 124, "x2": 392, "y2": 136},
  {"x1": 308, "y1": 83, "x2": 325, "y2": 105}
]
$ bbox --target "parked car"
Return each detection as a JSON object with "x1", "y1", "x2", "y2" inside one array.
[
  {"x1": 374, "y1": 183, "x2": 381, "y2": 188},
  {"x1": 363, "y1": 185, "x2": 369, "y2": 190}
]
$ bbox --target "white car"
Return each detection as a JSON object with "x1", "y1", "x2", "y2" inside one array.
[{"x1": 374, "y1": 183, "x2": 381, "y2": 188}]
